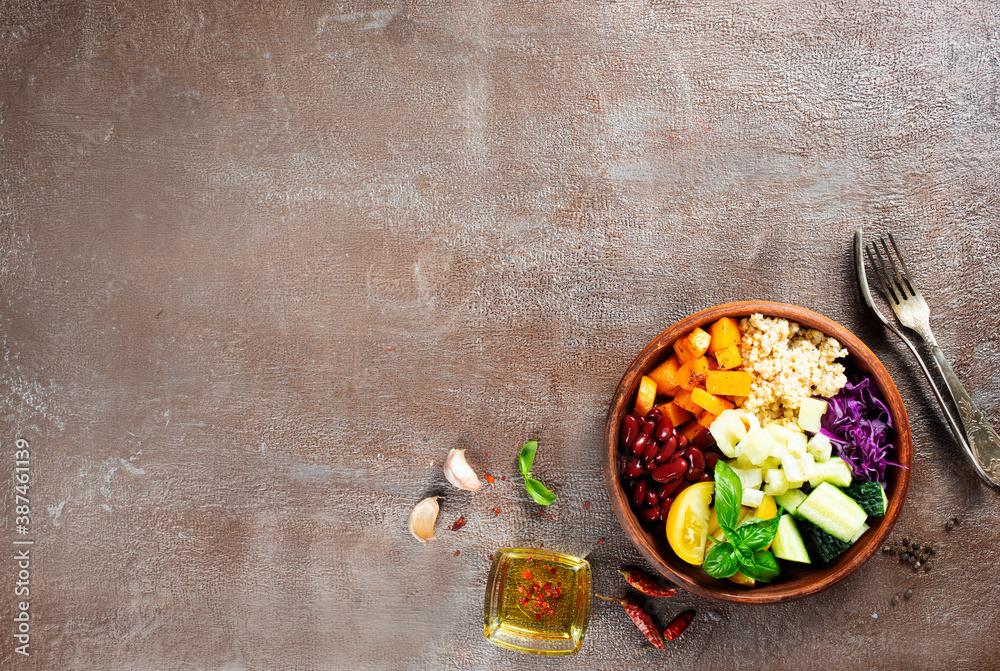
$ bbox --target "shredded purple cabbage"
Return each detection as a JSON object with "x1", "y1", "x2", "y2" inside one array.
[{"x1": 819, "y1": 374, "x2": 905, "y2": 483}]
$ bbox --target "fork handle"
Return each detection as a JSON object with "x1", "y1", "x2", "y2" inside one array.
[{"x1": 931, "y1": 344, "x2": 1000, "y2": 485}]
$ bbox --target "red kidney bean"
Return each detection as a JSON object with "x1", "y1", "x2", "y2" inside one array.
[
  {"x1": 674, "y1": 480, "x2": 690, "y2": 497},
  {"x1": 639, "y1": 506, "x2": 661, "y2": 523},
  {"x1": 651, "y1": 457, "x2": 686, "y2": 483},
  {"x1": 677, "y1": 434, "x2": 689, "y2": 450},
  {"x1": 698, "y1": 472, "x2": 713, "y2": 482},
  {"x1": 655, "y1": 415, "x2": 674, "y2": 442},
  {"x1": 659, "y1": 496, "x2": 674, "y2": 514},
  {"x1": 658, "y1": 478, "x2": 684, "y2": 501},
  {"x1": 619, "y1": 454, "x2": 628, "y2": 475},
  {"x1": 704, "y1": 452, "x2": 721, "y2": 474},
  {"x1": 625, "y1": 457, "x2": 644, "y2": 479},
  {"x1": 657, "y1": 435, "x2": 678, "y2": 461},
  {"x1": 641, "y1": 420, "x2": 656, "y2": 438},
  {"x1": 645, "y1": 487, "x2": 659, "y2": 508},
  {"x1": 643, "y1": 437, "x2": 660, "y2": 462},
  {"x1": 631, "y1": 479, "x2": 647, "y2": 508},
  {"x1": 645, "y1": 407, "x2": 662, "y2": 422},
  {"x1": 620, "y1": 415, "x2": 639, "y2": 451},
  {"x1": 632, "y1": 433, "x2": 649, "y2": 457},
  {"x1": 684, "y1": 447, "x2": 706, "y2": 481}
]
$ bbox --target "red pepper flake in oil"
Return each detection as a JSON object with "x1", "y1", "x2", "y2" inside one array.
[{"x1": 483, "y1": 473, "x2": 496, "y2": 484}]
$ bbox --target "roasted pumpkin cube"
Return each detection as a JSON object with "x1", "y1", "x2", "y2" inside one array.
[
  {"x1": 697, "y1": 410, "x2": 719, "y2": 429},
  {"x1": 714, "y1": 345, "x2": 742, "y2": 370},
  {"x1": 674, "y1": 327, "x2": 712, "y2": 364},
  {"x1": 677, "y1": 355, "x2": 710, "y2": 390},
  {"x1": 706, "y1": 370, "x2": 753, "y2": 397},
  {"x1": 708, "y1": 317, "x2": 742, "y2": 353},
  {"x1": 657, "y1": 400, "x2": 693, "y2": 427},
  {"x1": 634, "y1": 375, "x2": 657, "y2": 417},
  {"x1": 691, "y1": 387, "x2": 736, "y2": 415},
  {"x1": 672, "y1": 388, "x2": 703, "y2": 415},
  {"x1": 647, "y1": 354, "x2": 682, "y2": 396}
]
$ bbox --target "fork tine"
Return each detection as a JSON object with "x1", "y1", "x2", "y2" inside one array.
[
  {"x1": 887, "y1": 233, "x2": 918, "y2": 296},
  {"x1": 870, "y1": 242, "x2": 901, "y2": 304},
  {"x1": 879, "y1": 236, "x2": 911, "y2": 298},
  {"x1": 865, "y1": 244, "x2": 896, "y2": 304}
]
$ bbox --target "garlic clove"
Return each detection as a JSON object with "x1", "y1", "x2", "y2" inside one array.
[
  {"x1": 408, "y1": 496, "x2": 441, "y2": 543},
  {"x1": 443, "y1": 448, "x2": 481, "y2": 491}
]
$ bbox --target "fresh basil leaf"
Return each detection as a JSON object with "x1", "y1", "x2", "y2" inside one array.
[
  {"x1": 736, "y1": 550, "x2": 781, "y2": 583},
  {"x1": 733, "y1": 516, "x2": 782, "y2": 552},
  {"x1": 703, "y1": 542, "x2": 739, "y2": 579},
  {"x1": 713, "y1": 461, "x2": 742, "y2": 530},
  {"x1": 519, "y1": 441, "x2": 538, "y2": 476},
  {"x1": 524, "y1": 478, "x2": 557, "y2": 506}
]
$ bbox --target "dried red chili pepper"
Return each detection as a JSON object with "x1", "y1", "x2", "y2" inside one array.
[
  {"x1": 596, "y1": 594, "x2": 664, "y2": 650},
  {"x1": 618, "y1": 569, "x2": 678, "y2": 598},
  {"x1": 662, "y1": 609, "x2": 695, "y2": 642}
]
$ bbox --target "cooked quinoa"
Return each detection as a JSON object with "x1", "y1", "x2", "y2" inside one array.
[{"x1": 738, "y1": 313, "x2": 848, "y2": 425}]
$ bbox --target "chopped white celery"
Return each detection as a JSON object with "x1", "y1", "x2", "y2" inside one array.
[
  {"x1": 807, "y1": 433, "x2": 833, "y2": 462},
  {"x1": 736, "y1": 427, "x2": 777, "y2": 466},
  {"x1": 741, "y1": 487, "x2": 764, "y2": 508},
  {"x1": 798, "y1": 397, "x2": 829, "y2": 434},
  {"x1": 786, "y1": 433, "x2": 808, "y2": 458},
  {"x1": 764, "y1": 468, "x2": 789, "y2": 496},
  {"x1": 709, "y1": 409, "x2": 747, "y2": 458}
]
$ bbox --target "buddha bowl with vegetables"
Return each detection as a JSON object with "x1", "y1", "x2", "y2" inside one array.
[{"x1": 603, "y1": 302, "x2": 912, "y2": 604}]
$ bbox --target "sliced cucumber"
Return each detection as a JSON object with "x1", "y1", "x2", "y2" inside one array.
[
  {"x1": 799, "y1": 519, "x2": 851, "y2": 563},
  {"x1": 771, "y1": 514, "x2": 811, "y2": 563},
  {"x1": 796, "y1": 482, "x2": 868, "y2": 542},
  {"x1": 845, "y1": 481, "x2": 888, "y2": 516},
  {"x1": 775, "y1": 489, "x2": 808, "y2": 515}
]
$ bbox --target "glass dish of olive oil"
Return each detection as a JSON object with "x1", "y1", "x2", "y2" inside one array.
[{"x1": 483, "y1": 548, "x2": 592, "y2": 656}]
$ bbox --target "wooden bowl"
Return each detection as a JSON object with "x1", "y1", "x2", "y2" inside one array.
[{"x1": 603, "y1": 301, "x2": 912, "y2": 604}]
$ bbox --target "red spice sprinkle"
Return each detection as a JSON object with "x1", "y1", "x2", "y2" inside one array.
[
  {"x1": 501, "y1": 475, "x2": 506, "y2": 481},
  {"x1": 454, "y1": 550, "x2": 460, "y2": 556},
  {"x1": 448, "y1": 516, "x2": 466, "y2": 532},
  {"x1": 584, "y1": 501, "x2": 591, "y2": 510},
  {"x1": 385, "y1": 347, "x2": 395, "y2": 351},
  {"x1": 550, "y1": 567, "x2": 557, "y2": 575},
  {"x1": 522, "y1": 570, "x2": 533, "y2": 580},
  {"x1": 548, "y1": 514, "x2": 554, "y2": 520},
  {"x1": 484, "y1": 452, "x2": 489, "y2": 457},
  {"x1": 483, "y1": 473, "x2": 496, "y2": 484},
  {"x1": 493, "y1": 508, "x2": 501, "y2": 516},
  {"x1": 597, "y1": 537, "x2": 606, "y2": 545},
  {"x1": 155, "y1": 310, "x2": 164, "y2": 319}
]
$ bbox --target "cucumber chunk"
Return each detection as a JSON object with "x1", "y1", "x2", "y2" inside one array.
[
  {"x1": 771, "y1": 514, "x2": 811, "y2": 564},
  {"x1": 775, "y1": 489, "x2": 808, "y2": 515},
  {"x1": 845, "y1": 481, "x2": 888, "y2": 516},
  {"x1": 795, "y1": 482, "x2": 868, "y2": 542},
  {"x1": 798, "y1": 519, "x2": 851, "y2": 563}
]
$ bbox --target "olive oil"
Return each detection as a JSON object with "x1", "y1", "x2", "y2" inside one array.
[{"x1": 484, "y1": 548, "x2": 592, "y2": 656}]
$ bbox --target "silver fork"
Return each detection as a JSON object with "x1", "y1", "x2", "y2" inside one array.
[{"x1": 864, "y1": 231, "x2": 1000, "y2": 486}]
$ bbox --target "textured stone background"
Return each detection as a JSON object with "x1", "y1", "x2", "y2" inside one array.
[{"x1": 2, "y1": 1, "x2": 1000, "y2": 669}]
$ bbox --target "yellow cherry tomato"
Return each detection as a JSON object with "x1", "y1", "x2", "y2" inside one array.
[{"x1": 665, "y1": 481, "x2": 715, "y2": 565}]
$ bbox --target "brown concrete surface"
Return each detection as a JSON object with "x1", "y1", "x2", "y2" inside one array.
[{"x1": 2, "y1": 1, "x2": 1000, "y2": 669}]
